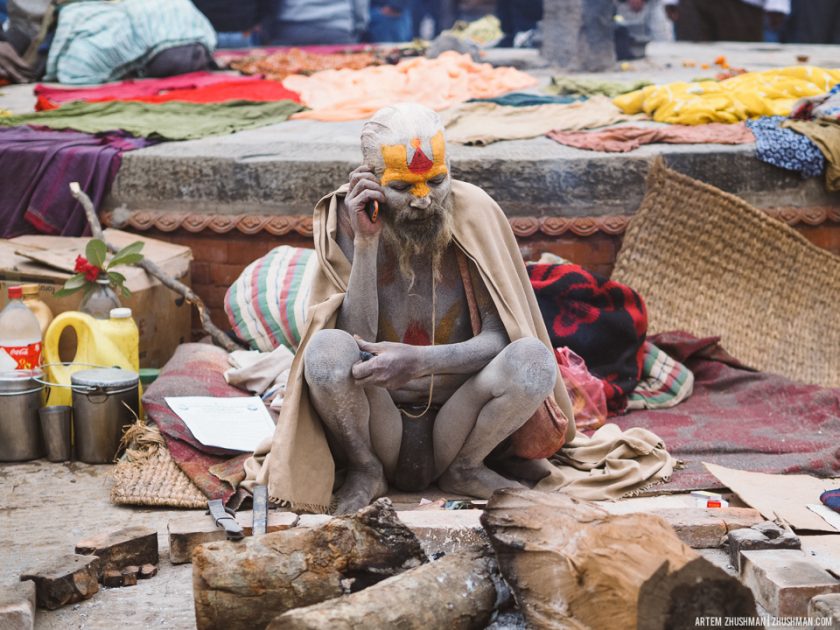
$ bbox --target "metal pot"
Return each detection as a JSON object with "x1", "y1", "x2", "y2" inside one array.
[
  {"x1": 0, "y1": 369, "x2": 44, "y2": 461},
  {"x1": 71, "y1": 368, "x2": 139, "y2": 464}
]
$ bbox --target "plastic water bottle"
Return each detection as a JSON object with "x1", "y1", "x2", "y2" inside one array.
[{"x1": 0, "y1": 285, "x2": 43, "y2": 371}]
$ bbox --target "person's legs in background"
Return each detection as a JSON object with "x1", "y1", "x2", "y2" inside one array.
[
  {"x1": 783, "y1": 0, "x2": 840, "y2": 43},
  {"x1": 367, "y1": 4, "x2": 413, "y2": 42}
]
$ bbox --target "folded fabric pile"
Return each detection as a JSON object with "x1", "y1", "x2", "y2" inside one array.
[
  {"x1": 745, "y1": 116, "x2": 825, "y2": 179},
  {"x1": 548, "y1": 75, "x2": 652, "y2": 98},
  {"x1": 614, "y1": 66, "x2": 840, "y2": 124},
  {"x1": 0, "y1": 99, "x2": 305, "y2": 141},
  {"x1": 548, "y1": 122, "x2": 755, "y2": 152},
  {"x1": 35, "y1": 72, "x2": 268, "y2": 111},
  {"x1": 444, "y1": 96, "x2": 642, "y2": 145},
  {"x1": 0, "y1": 127, "x2": 151, "y2": 237},
  {"x1": 784, "y1": 84, "x2": 840, "y2": 191},
  {"x1": 230, "y1": 48, "x2": 379, "y2": 82},
  {"x1": 46, "y1": 0, "x2": 217, "y2": 85},
  {"x1": 285, "y1": 51, "x2": 537, "y2": 121}
]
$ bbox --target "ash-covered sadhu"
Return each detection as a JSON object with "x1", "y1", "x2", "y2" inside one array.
[{"x1": 253, "y1": 103, "x2": 575, "y2": 514}]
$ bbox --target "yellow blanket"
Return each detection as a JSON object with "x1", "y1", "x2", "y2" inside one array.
[{"x1": 614, "y1": 66, "x2": 840, "y2": 125}]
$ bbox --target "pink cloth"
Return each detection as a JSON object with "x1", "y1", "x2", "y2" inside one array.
[
  {"x1": 34, "y1": 72, "x2": 262, "y2": 110},
  {"x1": 547, "y1": 122, "x2": 755, "y2": 153}
]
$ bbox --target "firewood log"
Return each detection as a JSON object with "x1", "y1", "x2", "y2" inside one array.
[
  {"x1": 481, "y1": 488, "x2": 759, "y2": 630},
  {"x1": 193, "y1": 499, "x2": 427, "y2": 630},
  {"x1": 269, "y1": 548, "x2": 504, "y2": 630}
]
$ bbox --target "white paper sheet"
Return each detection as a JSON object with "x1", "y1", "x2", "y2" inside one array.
[{"x1": 165, "y1": 396, "x2": 275, "y2": 452}]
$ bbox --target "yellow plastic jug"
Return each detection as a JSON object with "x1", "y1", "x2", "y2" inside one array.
[{"x1": 43, "y1": 307, "x2": 140, "y2": 407}]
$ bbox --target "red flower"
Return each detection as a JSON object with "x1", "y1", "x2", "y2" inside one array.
[{"x1": 74, "y1": 255, "x2": 101, "y2": 281}]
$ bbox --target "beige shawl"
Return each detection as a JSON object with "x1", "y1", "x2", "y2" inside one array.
[
  {"x1": 248, "y1": 180, "x2": 575, "y2": 511},
  {"x1": 246, "y1": 179, "x2": 672, "y2": 511}
]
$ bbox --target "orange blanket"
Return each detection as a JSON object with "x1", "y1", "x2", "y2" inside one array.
[{"x1": 284, "y1": 51, "x2": 538, "y2": 122}]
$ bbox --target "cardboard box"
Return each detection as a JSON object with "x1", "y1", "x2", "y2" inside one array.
[{"x1": 0, "y1": 229, "x2": 192, "y2": 369}]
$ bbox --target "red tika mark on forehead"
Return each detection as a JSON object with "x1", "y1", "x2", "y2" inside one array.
[
  {"x1": 403, "y1": 320, "x2": 431, "y2": 346},
  {"x1": 408, "y1": 137, "x2": 434, "y2": 174}
]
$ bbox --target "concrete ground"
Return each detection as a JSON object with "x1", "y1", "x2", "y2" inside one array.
[
  {"x1": 1, "y1": 42, "x2": 838, "y2": 218},
  {"x1": 0, "y1": 459, "x2": 765, "y2": 630}
]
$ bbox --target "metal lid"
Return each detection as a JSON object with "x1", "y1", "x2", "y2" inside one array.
[{"x1": 71, "y1": 368, "x2": 139, "y2": 389}]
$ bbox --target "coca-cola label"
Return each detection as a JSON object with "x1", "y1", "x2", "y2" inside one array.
[{"x1": 0, "y1": 342, "x2": 41, "y2": 370}]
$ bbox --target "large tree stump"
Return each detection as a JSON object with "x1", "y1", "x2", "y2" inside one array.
[
  {"x1": 193, "y1": 499, "x2": 427, "y2": 630},
  {"x1": 268, "y1": 548, "x2": 502, "y2": 630},
  {"x1": 481, "y1": 489, "x2": 759, "y2": 630},
  {"x1": 541, "y1": 0, "x2": 617, "y2": 72}
]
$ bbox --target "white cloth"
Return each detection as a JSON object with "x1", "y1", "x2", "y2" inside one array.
[
  {"x1": 663, "y1": 0, "x2": 790, "y2": 13},
  {"x1": 224, "y1": 345, "x2": 295, "y2": 411}
]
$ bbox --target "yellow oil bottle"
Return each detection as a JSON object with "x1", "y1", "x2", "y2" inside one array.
[{"x1": 42, "y1": 307, "x2": 140, "y2": 407}]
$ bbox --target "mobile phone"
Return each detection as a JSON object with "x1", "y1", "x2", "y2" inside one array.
[{"x1": 365, "y1": 200, "x2": 379, "y2": 223}]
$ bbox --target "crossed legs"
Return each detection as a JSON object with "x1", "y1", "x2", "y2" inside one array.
[{"x1": 304, "y1": 329, "x2": 557, "y2": 513}]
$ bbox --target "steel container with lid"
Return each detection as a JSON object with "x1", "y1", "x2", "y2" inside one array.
[
  {"x1": 0, "y1": 369, "x2": 44, "y2": 461},
  {"x1": 71, "y1": 367, "x2": 139, "y2": 464}
]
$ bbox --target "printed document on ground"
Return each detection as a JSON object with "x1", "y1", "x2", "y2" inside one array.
[{"x1": 165, "y1": 396, "x2": 275, "y2": 452}]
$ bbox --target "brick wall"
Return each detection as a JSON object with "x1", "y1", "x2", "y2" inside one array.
[{"x1": 135, "y1": 222, "x2": 840, "y2": 339}]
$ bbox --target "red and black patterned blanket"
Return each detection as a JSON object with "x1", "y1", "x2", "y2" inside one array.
[{"x1": 527, "y1": 262, "x2": 648, "y2": 413}]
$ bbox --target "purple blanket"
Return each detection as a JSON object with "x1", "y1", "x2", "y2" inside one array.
[{"x1": 0, "y1": 126, "x2": 151, "y2": 237}]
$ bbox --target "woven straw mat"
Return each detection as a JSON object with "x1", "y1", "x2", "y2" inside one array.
[
  {"x1": 111, "y1": 447, "x2": 206, "y2": 508},
  {"x1": 612, "y1": 160, "x2": 840, "y2": 388}
]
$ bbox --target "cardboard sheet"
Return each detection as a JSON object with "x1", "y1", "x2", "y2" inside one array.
[
  {"x1": 800, "y1": 535, "x2": 840, "y2": 578},
  {"x1": 703, "y1": 463, "x2": 840, "y2": 532}
]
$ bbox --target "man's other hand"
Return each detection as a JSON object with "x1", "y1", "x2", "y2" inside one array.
[
  {"x1": 351, "y1": 336, "x2": 423, "y2": 390},
  {"x1": 0, "y1": 42, "x2": 33, "y2": 84},
  {"x1": 345, "y1": 165, "x2": 385, "y2": 242},
  {"x1": 665, "y1": 5, "x2": 679, "y2": 21}
]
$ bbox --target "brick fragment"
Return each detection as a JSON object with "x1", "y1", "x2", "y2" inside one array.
[
  {"x1": 728, "y1": 522, "x2": 800, "y2": 571},
  {"x1": 139, "y1": 564, "x2": 158, "y2": 580},
  {"x1": 0, "y1": 580, "x2": 36, "y2": 630},
  {"x1": 740, "y1": 549, "x2": 840, "y2": 616},
  {"x1": 75, "y1": 526, "x2": 158, "y2": 575},
  {"x1": 103, "y1": 570, "x2": 124, "y2": 588},
  {"x1": 121, "y1": 566, "x2": 139, "y2": 587},
  {"x1": 599, "y1": 506, "x2": 764, "y2": 549},
  {"x1": 808, "y1": 594, "x2": 840, "y2": 630},
  {"x1": 20, "y1": 554, "x2": 100, "y2": 610}
]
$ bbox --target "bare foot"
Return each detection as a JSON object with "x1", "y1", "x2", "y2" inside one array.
[
  {"x1": 332, "y1": 467, "x2": 388, "y2": 515},
  {"x1": 437, "y1": 462, "x2": 525, "y2": 499},
  {"x1": 492, "y1": 457, "x2": 553, "y2": 483}
]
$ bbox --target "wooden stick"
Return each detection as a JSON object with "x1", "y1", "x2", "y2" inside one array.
[{"x1": 70, "y1": 182, "x2": 242, "y2": 352}]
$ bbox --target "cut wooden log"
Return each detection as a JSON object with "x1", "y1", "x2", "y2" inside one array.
[
  {"x1": 481, "y1": 488, "x2": 759, "y2": 630},
  {"x1": 193, "y1": 498, "x2": 427, "y2": 630},
  {"x1": 75, "y1": 525, "x2": 158, "y2": 575},
  {"x1": 268, "y1": 548, "x2": 503, "y2": 630},
  {"x1": 20, "y1": 554, "x2": 100, "y2": 610}
]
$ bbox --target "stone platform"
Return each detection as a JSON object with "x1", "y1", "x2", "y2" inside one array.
[{"x1": 2, "y1": 41, "x2": 838, "y2": 330}]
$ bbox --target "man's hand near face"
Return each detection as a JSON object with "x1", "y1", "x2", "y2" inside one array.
[
  {"x1": 0, "y1": 42, "x2": 33, "y2": 84},
  {"x1": 345, "y1": 165, "x2": 385, "y2": 243}
]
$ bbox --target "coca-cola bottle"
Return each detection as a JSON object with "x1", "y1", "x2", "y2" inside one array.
[{"x1": 0, "y1": 286, "x2": 43, "y2": 371}]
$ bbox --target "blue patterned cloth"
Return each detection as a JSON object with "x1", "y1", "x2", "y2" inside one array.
[
  {"x1": 746, "y1": 116, "x2": 825, "y2": 179},
  {"x1": 45, "y1": 0, "x2": 217, "y2": 85}
]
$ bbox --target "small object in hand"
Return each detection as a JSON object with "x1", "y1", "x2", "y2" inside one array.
[
  {"x1": 365, "y1": 200, "x2": 379, "y2": 223},
  {"x1": 360, "y1": 351, "x2": 375, "y2": 362}
]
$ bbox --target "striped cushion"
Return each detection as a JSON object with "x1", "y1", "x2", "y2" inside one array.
[{"x1": 224, "y1": 246, "x2": 317, "y2": 352}]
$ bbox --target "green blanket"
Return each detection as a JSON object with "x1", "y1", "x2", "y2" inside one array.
[{"x1": 0, "y1": 100, "x2": 305, "y2": 140}]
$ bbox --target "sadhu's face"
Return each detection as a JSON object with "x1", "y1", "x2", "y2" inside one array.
[{"x1": 377, "y1": 131, "x2": 451, "y2": 226}]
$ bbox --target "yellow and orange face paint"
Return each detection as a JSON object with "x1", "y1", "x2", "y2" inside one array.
[{"x1": 380, "y1": 131, "x2": 448, "y2": 198}]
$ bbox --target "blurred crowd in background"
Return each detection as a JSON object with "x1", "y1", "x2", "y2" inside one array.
[{"x1": 0, "y1": 0, "x2": 838, "y2": 85}]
